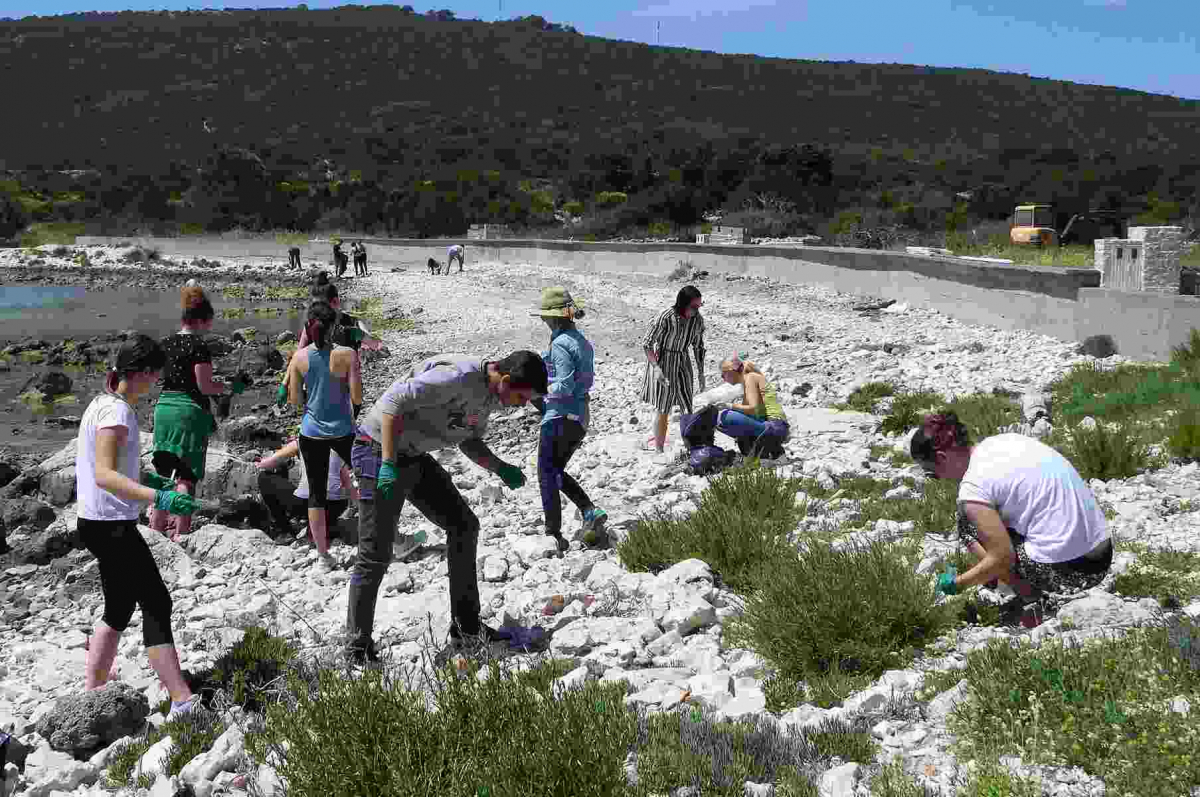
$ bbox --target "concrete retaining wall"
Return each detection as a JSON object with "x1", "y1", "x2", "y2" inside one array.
[{"x1": 68, "y1": 235, "x2": 1200, "y2": 362}]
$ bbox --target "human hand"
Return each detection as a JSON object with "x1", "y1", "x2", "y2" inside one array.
[
  {"x1": 496, "y1": 463, "x2": 526, "y2": 490},
  {"x1": 935, "y1": 571, "x2": 958, "y2": 596},
  {"x1": 377, "y1": 460, "x2": 399, "y2": 501},
  {"x1": 141, "y1": 473, "x2": 174, "y2": 491},
  {"x1": 647, "y1": 351, "x2": 659, "y2": 365},
  {"x1": 154, "y1": 490, "x2": 199, "y2": 516}
]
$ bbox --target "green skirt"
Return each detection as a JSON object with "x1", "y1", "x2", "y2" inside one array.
[{"x1": 152, "y1": 391, "x2": 216, "y2": 482}]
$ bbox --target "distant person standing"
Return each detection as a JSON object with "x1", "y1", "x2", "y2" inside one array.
[
  {"x1": 447, "y1": 243, "x2": 465, "y2": 275},
  {"x1": 333, "y1": 240, "x2": 348, "y2": 279},
  {"x1": 354, "y1": 241, "x2": 369, "y2": 276},
  {"x1": 640, "y1": 285, "x2": 706, "y2": 454},
  {"x1": 288, "y1": 246, "x2": 302, "y2": 270},
  {"x1": 151, "y1": 285, "x2": 246, "y2": 542}
]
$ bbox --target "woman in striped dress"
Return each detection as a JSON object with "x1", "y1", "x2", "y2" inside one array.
[{"x1": 640, "y1": 285, "x2": 706, "y2": 453}]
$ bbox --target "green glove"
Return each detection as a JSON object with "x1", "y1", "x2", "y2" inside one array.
[
  {"x1": 142, "y1": 473, "x2": 174, "y2": 491},
  {"x1": 275, "y1": 383, "x2": 288, "y2": 406},
  {"x1": 496, "y1": 463, "x2": 526, "y2": 490},
  {"x1": 936, "y1": 571, "x2": 958, "y2": 596},
  {"x1": 377, "y1": 460, "x2": 399, "y2": 502},
  {"x1": 229, "y1": 379, "x2": 248, "y2": 396},
  {"x1": 346, "y1": 327, "x2": 366, "y2": 345},
  {"x1": 154, "y1": 490, "x2": 199, "y2": 517}
]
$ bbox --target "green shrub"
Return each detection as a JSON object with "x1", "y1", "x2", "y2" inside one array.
[
  {"x1": 107, "y1": 711, "x2": 225, "y2": 788},
  {"x1": 878, "y1": 390, "x2": 944, "y2": 436},
  {"x1": 867, "y1": 760, "x2": 936, "y2": 796},
  {"x1": 251, "y1": 659, "x2": 639, "y2": 797},
  {"x1": 1114, "y1": 546, "x2": 1200, "y2": 607},
  {"x1": 1170, "y1": 328, "x2": 1200, "y2": 373},
  {"x1": 945, "y1": 619, "x2": 1200, "y2": 797},
  {"x1": 1048, "y1": 361, "x2": 1198, "y2": 424},
  {"x1": 595, "y1": 191, "x2": 628, "y2": 207},
  {"x1": 1047, "y1": 419, "x2": 1158, "y2": 480},
  {"x1": 942, "y1": 393, "x2": 1022, "y2": 441},
  {"x1": 1166, "y1": 407, "x2": 1200, "y2": 461},
  {"x1": 190, "y1": 626, "x2": 297, "y2": 712},
  {"x1": 562, "y1": 200, "x2": 585, "y2": 217},
  {"x1": 840, "y1": 381, "x2": 896, "y2": 413},
  {"x1": 618, "y1": 463, "x2": 803, "y2": 590},
  {"x1": 726, "y1": 536, "x2": 953, "y2": 687},
  {"x1": 647, "y1": 220, "x2": 672, "y2": 237}
]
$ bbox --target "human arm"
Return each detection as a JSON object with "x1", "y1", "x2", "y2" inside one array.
[
  {"x1": 693, "y1": 315, "x2": 706, "y2": 389},
  {"x1": 731, "y1": 373, "x2": 765, "y2": 416},
  {"x1": 953, "y1": 501, "x2": 1017, "y2": 590},
  {"x1": 257, "y1": 439, "x2": 300, "y2": 470},
  {"x1": 193, "y1": 362, "x2": 230, "y2": 396},
  {"x1": 287, "y1": 348, "x2": 306, "y2": 408},
  {"x1": 296, "y1": 325, "x2": 310, "y2": 350},
  {"x1": 458, "y1": 437, "x2": 506, "y2": 474},
  {"x1": 339, "y1": 463, "x2": 358, "y2": 500},
  {"x1": 641, "y1": 310, "x2": 670, "y2": 364},
  {"x1": 546, "y1": 341, "x2": 576, "y2": 405},
  {"x1": 95, "y1": 427, "x2": 158, "y2": 505},
  {"x1": 347, "y1": 348, "x2": 363, "y2": 406}
]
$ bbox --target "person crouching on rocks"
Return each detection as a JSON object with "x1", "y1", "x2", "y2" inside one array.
[
  {"x1": 715, "y1": 354, "x2": 790, "y2": 459},
  {"x1": 913, "y1": 412, "x2": 1114, "y2": 614},
  {"x1": 529, "y1": 287, "x2": 607, "y2": 555},
  {"x1": 77, "y1": 334, "x2": 201, "y2": 719},
  {"x1": 344, "y1": 351, "x2": 548, "y2": 664},
  {"x1": 285, "y1": 300, "x2": 362, "y2": 573},
  {"x1": 256, "y1": 437, "x2": 357, "y2": 546},
  {"x1": 150, "y1": 285, "x2": 246, "y2": 543}
]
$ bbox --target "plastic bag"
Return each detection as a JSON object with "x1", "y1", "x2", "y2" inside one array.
[{"x1": 693, "y1": 382, "x2": 742, "y2": 410}]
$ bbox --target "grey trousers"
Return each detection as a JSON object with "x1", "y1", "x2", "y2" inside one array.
[{"x1": 346, "y1": 444, "x2": 481, "y2": 650}]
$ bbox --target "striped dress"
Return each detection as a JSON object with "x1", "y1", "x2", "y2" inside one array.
[{"x1": 639, "y1": 307, "x2": 706, "y2": 414}]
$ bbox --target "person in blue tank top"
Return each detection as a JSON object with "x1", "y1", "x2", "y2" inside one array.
[
  {"x1": 530, "y1": 287, "x2": 607, "y2": 555},
  {"x1": 285, "y1": 300, "x2": 363, "y2": 572}
]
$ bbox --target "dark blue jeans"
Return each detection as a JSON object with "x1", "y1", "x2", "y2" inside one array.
[{"x1": 538, "y1": 417, "x2": 593, "y2": 537}]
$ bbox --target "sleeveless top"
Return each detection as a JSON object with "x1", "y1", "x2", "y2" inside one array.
[
  {"x1": 299, "y1": 344, "x2": 354, "y2": 438},
  {"x1": 754, "y1": 378, "x2": 787, "y2": 422}
]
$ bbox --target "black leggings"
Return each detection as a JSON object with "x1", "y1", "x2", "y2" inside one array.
[
  {"x1": 79, "y1": 518, "x2": 174, "y2": 647},
  {"x1": 298, "y1": 434, "x2": 355, "y2": 509}
]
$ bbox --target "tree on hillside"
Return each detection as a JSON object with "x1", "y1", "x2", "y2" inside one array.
[{"x1": 0, "y1": 192, "x2": 30, "y2": 240}]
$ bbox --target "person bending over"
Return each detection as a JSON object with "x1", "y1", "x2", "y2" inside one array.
[
  {"x1": 913, "y1": 412, "x2": 1113, "y2": 616},
  {"x1": 446, "y1": 244, "x2": 465, "y2": 274},
  {"x1": 345, "y1": 351, "x2": 548, "y2": 664},
  {"x1": 256, "y1": 437, "x2": 356, "y2": 545}
]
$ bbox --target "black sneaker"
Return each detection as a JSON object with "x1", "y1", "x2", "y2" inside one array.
[
  {"x1": 550, "y1": 534, "x2": 569, "y2": 556},
  {"x1": 344, "y1": 640, "x2": 380, "y2": 665},
  {"x1": 448, "y1": 622, "x2": 503, "y2": 646}
]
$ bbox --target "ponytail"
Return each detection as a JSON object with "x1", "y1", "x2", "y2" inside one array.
[{"x1": 305, "y1": 301, "x2": 337, "y2": 349}]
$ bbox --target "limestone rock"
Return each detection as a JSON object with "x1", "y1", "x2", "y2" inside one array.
[
  {"x1": 179, "y1": 524, "x2": 275, "y2": 565},
  {"x1": 33, "y1": 682, "x2": 150, "y2": 757},
  {"x1": 179, "y1": 725, "x2": 245, "y2": 785},
  {"x1": 818, "y1": 762, "x2": 859, "y2": 797},
  {"x1": 1056, "y1": 590, "x2": 1160, "y2": 629}
]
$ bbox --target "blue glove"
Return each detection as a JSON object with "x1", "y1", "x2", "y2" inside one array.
[
  {"x1": 154, "y1": 490, "x2": 199, "y2": 517},
  {"x1": 377, "y1": 460, "x2": 399, "y2": 502},
  {"x1": 496, "y1": 464, "x2": 526, "y2": 490},
  {"x1": 936, "y1": 569, "x2": 958, "y2": 596}
]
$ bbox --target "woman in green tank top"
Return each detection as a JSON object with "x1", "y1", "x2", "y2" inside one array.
[{"x1": 716, "y1": 354, "x2": 790, "y2": 458}]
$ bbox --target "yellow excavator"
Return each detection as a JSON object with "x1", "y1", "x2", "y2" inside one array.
[{"x1": 1010, "y1": 204, "x2": 1126, "y2": 247}]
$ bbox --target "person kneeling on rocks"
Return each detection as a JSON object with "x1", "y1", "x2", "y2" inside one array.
[
  {"x1": 715, "y1": 353, "x2": 789, "y2": 459},
  {"x1": 77, "y1": 334, "x2": 201, "y2": 719},
  {"x1": 913, "y1": 412, "x2": 1113, "y2": 622},
  {"x1": 256, "y1": 437, "x2": 357, "y2": 546},
  {"x1": 345, "y1": 351, "x2": 548, "y2": 664}
]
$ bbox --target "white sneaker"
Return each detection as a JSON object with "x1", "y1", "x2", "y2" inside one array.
[
  {"x1": 392, "y1": 531, "x2": 426, "y2": 562},
  {"x1": 317, "y1": 552, "x2": 337, "y2": 573},
  {"x1": 166, "y1": 695, "x2": 201, "y2": 722}
]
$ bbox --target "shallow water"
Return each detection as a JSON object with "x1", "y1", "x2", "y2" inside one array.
[
  {"x1": 0, "y1": 284, "x2": 303, "y2": 460},
  {"x1": 0, "y1": 284, "x2": 303, "y2": 342}
]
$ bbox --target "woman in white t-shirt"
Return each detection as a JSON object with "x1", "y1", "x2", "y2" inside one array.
[
  {"x1": 75, "y1": 334, "x2": 204, "y2": 720},
  {"x1": 910, "y1": 412, "x2": 1113, "y2": 606}
]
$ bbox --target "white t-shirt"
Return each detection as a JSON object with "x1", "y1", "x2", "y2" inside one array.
[
  {"x1": 294, "y1": 450, "x2": 347, "y2": 501},
  {"x1": 958, "y1": 433, "x2": 1109, "y2": 564},
  {"x1": 75, "y1": 394, "x2": 143, "y2": 522}
]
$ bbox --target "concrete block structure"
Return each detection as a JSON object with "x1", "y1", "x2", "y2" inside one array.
[{"x1": 1095, "y1": 226, "x2": 1184, "y2": 294}]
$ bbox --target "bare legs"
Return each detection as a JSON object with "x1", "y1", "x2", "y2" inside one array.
[
  {"x1": 650, "y1": 413, "x2": 668, "y2": 452},
  {"x1": 308, "y1": 507, "x2": 330, "y2": 556},
  {"x1": 85, "y1": 621, "x2": 194, "y2": 704}
]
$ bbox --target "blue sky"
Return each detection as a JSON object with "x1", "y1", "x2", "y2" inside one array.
[{"x1": 4, "y1": 0, "x2": 1196, "y2": 100}]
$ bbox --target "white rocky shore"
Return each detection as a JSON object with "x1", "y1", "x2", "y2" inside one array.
[{"x1": 3, "y1": 245, "x2": 1200, "y2": 797}]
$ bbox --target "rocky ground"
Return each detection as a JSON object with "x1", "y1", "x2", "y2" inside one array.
[{"x1": 2, "y1": 245, "x2": 1199, "y2": 797}]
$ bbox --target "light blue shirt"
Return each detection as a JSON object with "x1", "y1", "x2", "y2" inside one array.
[{"x1": 542, "y1": 327, "x2": 594, "y2": 427}]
